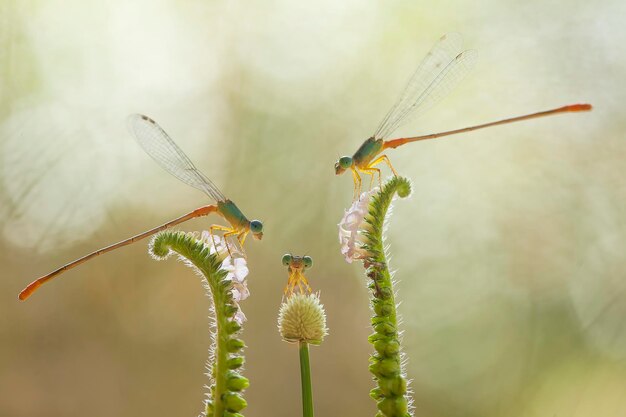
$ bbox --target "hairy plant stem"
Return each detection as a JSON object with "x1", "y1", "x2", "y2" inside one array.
[
  {"x1": 150, "y1": 231, "x2": 248, "y2": 417},
  {"x1": 361, "y1": 176, "x2": 412, "y2": 417}
]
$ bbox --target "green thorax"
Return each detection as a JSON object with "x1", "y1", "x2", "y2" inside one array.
[
  {"x1": 352, "y1": 137, "x2": 384, "y2": 167},
  {"x1": 217, "y1": 200, "x2": 249, "y2": 229}
]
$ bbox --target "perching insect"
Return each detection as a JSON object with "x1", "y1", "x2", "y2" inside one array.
[
  {"x1": 282, "y1": 254, "x2": 313, "y2": 295},
  {"x1": 19, "y1": 114, "x2": 263, "y2": 301},
  {"x1": 334, "y1": 33, "x2": 592, "y2": 199}
]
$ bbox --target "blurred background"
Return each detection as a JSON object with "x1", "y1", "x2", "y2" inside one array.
[{"x1": 1, "y1": 0, "x2": 624, "y2": 416}]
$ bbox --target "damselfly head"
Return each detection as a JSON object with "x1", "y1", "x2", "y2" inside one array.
[
  {"x1": 335, "y1": 156, "x2": 352, "y2": 175},
  {"x1": 283, "y1": 254, "x2": 313, "y2": 270},
  {"x1": 281, "y1": 254, "x2": 314, "y2": 296},
  {"x1": 250, "y1": 220, "x2": 263, "y2": 240}
]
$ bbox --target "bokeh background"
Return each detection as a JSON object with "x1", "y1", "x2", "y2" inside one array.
[{"x1": 1, "y1": 1, "x2": 624, "y2": 416}]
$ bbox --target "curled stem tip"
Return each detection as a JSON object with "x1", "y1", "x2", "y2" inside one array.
[{"x1": 149, "y1": 231, "x2": 249, "y2": 417}]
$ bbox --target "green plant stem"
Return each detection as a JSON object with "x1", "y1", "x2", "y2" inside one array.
[
  {"x1": 150, "y1": 231, "x2": 248, "y2": 417},
  {"x1": 362, "y1": 176, "x2": 412, "y2": 417},
  {"x1": 299, "y1": 342, "x2": 314, "y2": 417},
  {"x1": 212, "y1": 279, "x2": 230, "y2": 417}
]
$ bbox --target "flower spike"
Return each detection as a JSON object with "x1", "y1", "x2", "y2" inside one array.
[
  {"x1": 150, "y1": 231, "x2": 250, "y2": 416},
  {"x1": 337, "y1": 176, "x2": 412, "y2": 417}
]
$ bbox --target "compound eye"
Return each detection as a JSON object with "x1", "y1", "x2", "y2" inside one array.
[
  {"x1": 250, "y1": 220, "x2": 263, "y2": 233},
  {"x1": 303, "y1": 256, "x2": 313, "y2": 268},
  {"x1": 339, "y1": 156, "x2": 352, "y2": 169},
  {"x1": 282, "y1": 254, "x2": 293, "y2": 266}
]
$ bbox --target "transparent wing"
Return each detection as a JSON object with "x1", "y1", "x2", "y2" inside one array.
[
  {"x1": 127, "y1": 114, "x2": 225, "y2": 202},
  {"x1": 374, "y1": 33, "x2": 477, "y2": 140}
]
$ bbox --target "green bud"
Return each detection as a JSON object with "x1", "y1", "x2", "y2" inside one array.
[
  {"x1": 397, "y1": 180, "x2": 411, "y2": 198},
  {"x1": 370, "y1": 387, "x2": 383, "y2": 400},
  {"x1": 226, "y1": 320, "x2": 242, "y2": 334},
  {"x1": 377, "y1": 396, "x2": 408, "y2": 416},
  {"x1": 377, "y1": 286, "x2": 393, "y2": 299},
  {"x1": 224, "y1": 304, "x2": 239, "y2": 317},
  {"x1": 379, "y1": 357, "x2": 400, "y2": 376},
  {"x1": 385, "y1": 340, "x2": 400, "y2": 356},
  {"x1": 374, "y1": 322, "x2": 396, "y2": 335},
  {"x1": 374, "y1": 339, "x2": 389, "y2": 354},
  {"x1": 368, "y1": 332, "x2": 384, "y2": 343},
  {"x1": 369, "y1": 361, "x2": 382, "y2": 377},
  {"x1": 227, "y1": 356, "x2": 245, "y2": 369},
  {"x1": 374, "y1": 301, "x2": 394, "y2": 316},
  {"x1": 223, "y1": 392, "x2": 247, "y2": 412},
  {"x1": 391, "y1": 376, "x2": 407, "y2": 396},
  {"x1": 227, "y1": 338, "x2": 245, "y2": 352},
  {"x1": 226, "y1": 371, "x2": 250, "y2": 391},
  {"x1": 371, "y1": 316, "x2": 386, "y2": 325},
  {"x1": 379, "y1": 375, "x2": 407, "y2": 396}
]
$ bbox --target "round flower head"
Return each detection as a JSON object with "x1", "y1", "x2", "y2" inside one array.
[
  {"x1": 338, "y1": 188, "x2": 378, "y2": 263},
  {"x1": 278, "y1": 293, "x2": 328, "y2": 345}
]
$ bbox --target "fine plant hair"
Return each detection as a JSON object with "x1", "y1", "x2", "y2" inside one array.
[{"x1": 150, "y1": 231, "x2": 249, "y2": 417}]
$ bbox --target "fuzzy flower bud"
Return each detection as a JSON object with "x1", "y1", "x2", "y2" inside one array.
[{"x1": 278, "y1": 293, "x2": 328, "y2": 345}]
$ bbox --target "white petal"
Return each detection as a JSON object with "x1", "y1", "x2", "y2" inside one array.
[
  {"x1": 336, "y1": 188, "x2": 378, "y2": 263},
  {"x1": 234, "y1": 308, "x2": 247, "y2": 325},
  {"x1": 232, "y1": 258, "x2": 249, "y2": 281},
  {"x1": 232, "y1": 283, "x2": 250, "y2": 301}
]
